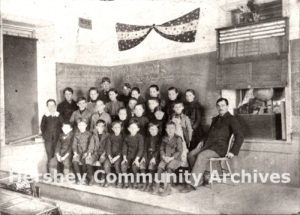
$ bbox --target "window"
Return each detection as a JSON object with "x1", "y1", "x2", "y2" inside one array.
[{"x1": 235, "y1": 88, "x2": 286, "y2": 140}]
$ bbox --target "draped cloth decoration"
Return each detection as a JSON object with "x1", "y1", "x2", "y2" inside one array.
[{"x1": 116, "y1": 8, "x2": 200, "y2": 51}]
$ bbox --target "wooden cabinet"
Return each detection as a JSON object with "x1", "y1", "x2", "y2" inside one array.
[{"x1": 237, "y1": 114, "x2": 278, "y2": 139}]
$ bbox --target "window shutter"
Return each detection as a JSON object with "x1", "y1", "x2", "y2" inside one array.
[{"x1": 216, "y1": 18, "x2": 288, "y2": 89}]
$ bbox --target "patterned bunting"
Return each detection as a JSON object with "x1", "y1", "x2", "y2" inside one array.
[{"x1": 116, "y1": 8, "x2": 200, "y2": 51}]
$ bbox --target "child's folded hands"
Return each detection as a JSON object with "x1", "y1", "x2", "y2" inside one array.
[
  {"x1": 86, "y1": 153, "x2": 92, "y2": 160},
  {"x1": 140, "y1": 157, "x2": 146, "y2": 165},
  {"x1": 56, "y1": 153, "x2": 61, "y2": 162},
  {"x1": 150, "y1": 157, "x2": 156, "y2": 165},
  {"x1": 100, "y1": 152, "x2": 106, "y2": 163},
  {"x1": 61, "y1": 153, "x2": 69, "y2": 161},
  {"x1": 122, "y1": 156, "x2": 128, "y2": 164},
  {"x1": 82, "y1": 153, "x2": 88, "y2": 159},
  {"x1": 113, "y1": 155, "x2": 120, "y2": 163},
  {"x1": 108, "y1": 155, "x2": 114, "y2": 163},
  {"x1": 133, "y1": 157, "x2": 140, "y2": 167}
]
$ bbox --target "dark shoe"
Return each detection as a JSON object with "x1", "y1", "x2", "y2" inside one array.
[
  {"x1": 133, "y1": 182, "x2": 139, "y2": 189},
  {"x1": 138, "y1": 183, "x2": 146, "y2": 191},
  {"x1": 159, "y1": 184, "x2": 172, "y2": 197},
  {"x1": 151, "y1": 183, "x2": 160, "y2": 195},
  {"x1": 179, "y1": 184, "x2": 196, "y2": 193},
  {"x1": 145, "y1": 183, "x2": 152, "y2": 192},
  {"x1": 88, "y1": 178, "x2": 95, "y2": 186},
  {"x1": 123, "y1": 183, "x2": 129, "y2": 189}
]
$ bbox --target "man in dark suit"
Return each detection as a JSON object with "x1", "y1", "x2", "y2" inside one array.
[{"x1": 181, "y1": 97, "x2": 244, "y2": 192}]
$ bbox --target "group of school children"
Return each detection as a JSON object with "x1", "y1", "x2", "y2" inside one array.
[{"x1": 40, "y1": 77, "x2": 203, "y2": 196}]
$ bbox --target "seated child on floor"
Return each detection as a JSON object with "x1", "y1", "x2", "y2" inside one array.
[
  {"x1": 49, "y1": 123, "x2": 73, "y2": 178},
  {"x1": 139, "y1": 122, "x2": 161, "y2": 192},
  {"x1": 86, "y1": 119, "x2": 109, "y2": 186},
  {"x1": 153, "y1": 121, "x2": 183, "y2": 196},
  {"x1": 72, "y1": 118, "x2": 91, "y2": 184},
  {"x1": 104, "y1": 121, "x2": 123, "y2": 188},
  {"x1": 121, "y1": 120, "x2": 144, "y2": 189}
]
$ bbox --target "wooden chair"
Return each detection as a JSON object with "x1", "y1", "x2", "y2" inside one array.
[{"x1": 209, "y1": 134, "x2": 235, "y2": 189}]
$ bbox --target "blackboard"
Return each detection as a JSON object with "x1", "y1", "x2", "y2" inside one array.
[{"x1": 56, "y1": 52, "x2": 220, "y2": 128}]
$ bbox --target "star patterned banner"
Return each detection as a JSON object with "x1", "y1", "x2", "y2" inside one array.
[{"x1": 116, "y1": 8, "x2": 200, "y2": 51}]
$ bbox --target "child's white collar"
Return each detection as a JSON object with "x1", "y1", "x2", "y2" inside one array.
[{"x1": 45, "y1": 110, "x2": 60, "y2": 117}]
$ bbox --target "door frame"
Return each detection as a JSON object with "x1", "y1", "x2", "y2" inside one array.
[{"x1": 0, "y1": 18, "x2": 36, "y2": 146}]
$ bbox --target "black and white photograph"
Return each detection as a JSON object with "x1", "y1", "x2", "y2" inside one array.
[{"x1": 0, "y1": 0, "x2": 300, "y2": 214}]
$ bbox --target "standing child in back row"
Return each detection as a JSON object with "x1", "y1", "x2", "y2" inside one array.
[
  {"x1": 57, "y1": 87, "x2": 78, "y2": 123},
  {"x1": 70, "y1": 97, "x2": 92, "y2": 130},
  {"x1": 184, "y1": 89, "x2": 203, "y2": 151},
  {"x1": 105, "y1": 88, "x2": 124, "y2": 121},
  {"x1": 165, "y1": 87, "x2": 181, "y2": 119},
  {"x1": 87, "y1": 87, "x2": 99, "y2": 113}
]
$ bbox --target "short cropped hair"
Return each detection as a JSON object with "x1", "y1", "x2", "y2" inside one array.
[
  {"x1": 149, "y1": 85, "x2": 159, "y2": 91},
  {"x1": 112, "y1": 120, "x2": 122, "y2": 128},
  {"x1": 168, "y1": 87, "x2": 178, "y2": 93},
  {"x1": 135, "y1": 103, "x2": 145, "y2": 110},
  {"x1": 77, "y1": 117, "x2": 87, "y2": 124},
  {"x1": 102, "y1": 77, "x2": 111, "y2": 83},
  {"x1": 46, "y1": 99, "x2": 56, "y2": 106},
  {"x1": 96, "y1": 119, "x2": 106, "y2": 126},
  {"x1": 63, "y1": 87, "x2": 73, "y2": 94},
  {"x1": 123, "y1": 83, "x2": 131, "y2": 89},
  {"x1": 77, "y1": 97, "x2": 87, "y2": 103},
  {"x1": 62, "y1": 122, "x2": 72, "y2": 127},
  {"x1": 174, "y1": 100, "x2": 184, "y2": 106},
  {"x1": 148, "y1": 97, "x2": 159, "y2": 103},
  {"x1": 118, "y1": 107, "x2": 127, "y2": 113},
  {"x1": 186, "y1": 89, "x2": 196, "y2": 96},
  {"x1": 128, "y1": 119, "x2": 140, "y2": 128},
  {"x1": 88, "y1": 87, "x2": 98, "y2": 94},
  {"x1": 216, "y1": 97, "x2": 229, "y2": 106},
  {"x1": 148, "y1": 122, "x2": 159, "y2": 129},
  {"x1": 131, "y1": 87, "x2": 140, "y2": 94},
  {"x1": 154, "y1": 106, "x2": 164, "y2": 112},
  {"x1": 129, "y1": 97, "x2": 138, "y2": 103},
  {"x1": 166, "y1": 121, "x2": 176, "y2": 127},
  {"x1": 108, "y1": 88, "x2": 118, "y2": 94}
]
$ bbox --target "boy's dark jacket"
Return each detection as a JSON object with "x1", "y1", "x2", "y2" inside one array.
[
  {"x1": 202, "y1": 112, "x2": 244, "y2": 157},
  {"x1": 40, "y1": 111, "x2": 63, "y2": 141},
  {"x1": 55, "y1": 131, "x2": 74, "y2": 156},
  {"x1": 122, "y1": 133, "x2": 144, "y2": 160},
  {"x1": 88, "y1": 129, "x2": 109, "y2": 156}
]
